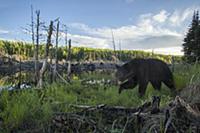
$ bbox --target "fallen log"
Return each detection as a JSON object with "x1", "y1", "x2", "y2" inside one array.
[
  {"x1": 51, "y1": 96, "x2": 160, "y2": 132},
  {"x1": 51, "y1": 96, "x2": 200, "y2": 133}
]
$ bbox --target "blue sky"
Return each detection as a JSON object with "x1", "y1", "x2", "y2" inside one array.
[{"x1": 0, "y1": 0, "x2": 200, "y2": 55}]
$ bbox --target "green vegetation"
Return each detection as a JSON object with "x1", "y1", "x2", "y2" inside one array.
[
  {"x1": 0, "y1": 39, "x2": 181, "y2": 63},
  {"x1": 0, "y1": 80, "x2": 171, "y2": 132},
  {"x1": 0, "y1": 90, "x2": 52, "y2": 132},
  {"x1": 183, "y1": 11, "x2": 200, "y2": 63},
  {"x1": 173, "y1": 63, "x2": 200, "y2": 89},
  {"x1": 0, "y1": 63, "x2": 200, "y2": 132}
]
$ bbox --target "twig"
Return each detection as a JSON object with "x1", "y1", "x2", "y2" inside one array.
[
  {"x1": 56, "y1": 71, "x2": 71, "y2": 84},
  {"x1": 122, "y1": 117, "x2": 129, "y2": 133}
]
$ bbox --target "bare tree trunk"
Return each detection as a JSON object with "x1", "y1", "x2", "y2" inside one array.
[
  {"x1": 31, "y1": 5, "x2": 36, "y2": 84},
  {"x1": 111, "y1": 29, "x2": 117, "y2": 62},
  {"x1": 37, "y1": 21, "x2": 53, "y2": 88},
  {"x1": 64, "y1": 26, "x2": 68, "y2": 78},
  {"x1": 18, "y1": 43, "x2": 22, "y2": 89},
  {"x1": 67, "y1": 39, "x2": 72, "y2": 81},
  {"x1": 53, "y1": 20, "x2": 59, "y2": 82},
  {"x1": 31, "y1": 5, "x2": 35, "y2": 51},
  {"x1": 111, "y1": 30, "x2": 116, "y2": 55},
  {"x1": 49, "y1": 48, "x2": 53, "y2": 83},
  {"x1": 64, "y1": 27, "x2": 71, "y2": 83},
  {"x1": 64, "y1": 26, "x2": 68, "y2": 65},
  {"x1": 34, "y1": 10, "x2": 40, "y2": 86},
  {"x1": 118, "y1": 39, "x2": 121, "y2": 61},
  {"x1": 171, "y1": 56, "x2": 175, "y2": 73}
]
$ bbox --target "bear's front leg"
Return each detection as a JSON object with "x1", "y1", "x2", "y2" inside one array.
[{"x1": 118, "y1": 78, "x2": 138, "y2": 94}]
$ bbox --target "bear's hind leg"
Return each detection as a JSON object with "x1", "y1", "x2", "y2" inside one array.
[
  {"x1": 151, "y1": 81, "x2": 161, "y2": 91},
  {"x1": 163, "y1": 79, "x2": 176, "y2": 95},
  {"x1": 138, "y1": 81, "x2": 148, "y2": 97}
]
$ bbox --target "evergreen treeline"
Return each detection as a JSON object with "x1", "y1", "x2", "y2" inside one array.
[
  {"x1": 0, "y1": 40, "x2": 180, "y2": 63},
  {"x1": 183, "y1": 11, "x2": 200, "y2": 63}
]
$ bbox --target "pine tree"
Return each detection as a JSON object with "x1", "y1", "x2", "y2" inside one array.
[
  {"x1": 195, "y1": 11, "x2": 200, "y2": 58},
  {"x1": 183, "y1": 11, "x2": 200, "y2": 63}
]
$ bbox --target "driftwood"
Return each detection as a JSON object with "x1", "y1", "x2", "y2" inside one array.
[{"x1": 51, "y1": 96, "x2": 200, "y2": 133}]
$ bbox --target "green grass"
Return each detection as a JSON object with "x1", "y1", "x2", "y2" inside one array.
[
  {"x1": 0, "y1": 79, "x2": 174, "y2": 132},
  {"x1": 173, "y1": 63, "x2": 200, "y2": 89},
  {"x1": 0, "y1": 90, "x2": 53, "y2": 132}
]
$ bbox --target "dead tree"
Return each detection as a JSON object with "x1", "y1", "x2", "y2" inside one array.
[
  {"x1": 118, "y1": 39, "x2": 122, "y2": 61},
  {"x1": 31, "y1": 5, "x2": 35, "y2": 50},
  {"x1": 18, "y1": 42, "x2": 22, "y2": 89},
  {"x1": 53, "y1": 19, "x2": 60, "y2": 82},
  {"x1": 111, "y1": 29, "x2": 117, "y2": 62},
  {"x1": 171, "y1": 56, "x2": 175, "y2": 73},
  {"x1": 34, "y1": 10, "x2": 40, "y2": 86},
  {"x1": 64, "y1": 25, "x2": 68, "y2": 66},
  {"x1": 37, "y1": 21, "x2": 53, "y2": 87},
  {"x1": 30, "y1": 5, "x2": 36, "y2": 84},
  {"x1": 49, "y1": 47, "x2": 53, "y2": 83},
  {"x1": 67, "y1": 39, "x2": 72, "y2": 81},
  {"x1": 111, "y1": 30, "x2": 116, "y2": 55}
]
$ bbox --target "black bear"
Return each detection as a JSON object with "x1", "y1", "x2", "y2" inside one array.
[{"x1": 116, "y1": 58, "x2": 176, "y2": 97}]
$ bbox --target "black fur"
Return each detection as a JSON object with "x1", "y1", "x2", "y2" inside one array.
[{"x1": 116, "y1": 58, "x2": 176, "y2": 97}]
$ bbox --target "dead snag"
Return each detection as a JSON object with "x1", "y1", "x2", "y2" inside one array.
[
  {"x1": 34, "y1": 10, "x2": 40, "y2": 86},
  {"x1": 49, "y1": 47, "x2": 53, "y2": 83},
  {"x1": 37, "y1": 21, "x2": 53, "y2": 88},
  {"x1": 53, "y1": 19, "x2": 60, "y2": 82},
  {"x1": 66, "y1": 39, "x2": 72, "y2": 82},
  {"x1": 18, "y1": 42, "x2": 22, "y2": 89}
]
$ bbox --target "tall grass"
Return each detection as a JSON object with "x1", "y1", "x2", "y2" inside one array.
[
  {"x1": 0, "y1": 90, "x2": 53, "y2": 132},
  {"x1": 0, "y1": 80, "x2": 174, "y2": 132},
  {"x1": 173, "y1": 63, "x2": 200, "y2": 89}
]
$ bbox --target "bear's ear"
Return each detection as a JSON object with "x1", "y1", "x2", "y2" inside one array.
[{"x1": 115, "y1": 65, "x2": 120, "y2": 69}]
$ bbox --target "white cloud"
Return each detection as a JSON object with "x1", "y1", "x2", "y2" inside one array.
[
  {"x1": 68, "y1": 33, "x2": 109, "y2": 49},
  {"x1": 169, "y1": 6, "x2": 200, "y2": 26},
  {"x1": 59, "y1": 31, "x2": 110, "y2": 49},
  {"x1": 65, "y1": 7, "x2": 199, "y2": 55},
  {"x1": 145, "y1": 46, "x2": 183, "y2": 55},
  {"x1": 69, "y1": 19, "x2": 181, "y2": 40},
  {"x1": 153, "y1": 10, "x2": 169, "y2": 23},
  {"x1": 69, "y1": 23, "x2": 90, "y2": 31},
  {"x1": 0, "y1": 29, "x2": 9, "y2": 34}
]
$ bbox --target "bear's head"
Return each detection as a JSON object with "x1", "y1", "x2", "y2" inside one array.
[
  {"x1": 115, "y1": 64, "x2": 134, "y2": 84},
  {"x1": 115, "y1": 60, "x2": 137, "y2": 85},
  {"x1": 115, "y1": 65, "x2": 127, "y2": 84}
]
